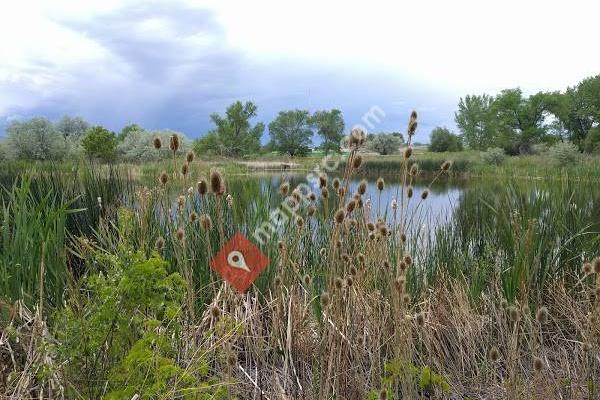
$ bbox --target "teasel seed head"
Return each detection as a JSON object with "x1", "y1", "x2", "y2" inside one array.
[
  {"x1": 583, "y1": 262, "x2": 592, "y2": 275},
  {"x1": 349, "y1": 265, "x2": 357, "y2": 275},
  {"x1": 334, "y1": 276, "x2": 344, "y2": 290},
  {"x1": 210, "y1": 170, "x2": 225, "y2": 195},
  {"x1": 335, "y1": 208, "x2": 345, "y2": 224},
  {"x1": 536, "y1": 307, "x2": 549, "y2": 324},
  {"x1": 292, "y1": 188, "x2": 301, "y2": 203},
  {"x1": 593, "y1": 257, "x2": 600, "y2": 273},
  {"x1": 153, "y1": 136, "x2": 162, "y2": 149},
  {"x1": 407, "y1": 186, "x2": 413, "y2": 198},
  {"x1": 159, "y1": 171, "x2": 168, "y2": 185},
  {"x1": 441, "y1": 160, "x2": 452, "y2": 171},
  {"x1": 400, "y1": 232, "x2": 407, "y2": 242},
  {"x1": 346, "y1": 200, "x2": 356, "y2": 214},
  {"x1": 177, "y1": 195, "x2": 185, "y2": 209},
  {"x1": 309, "y1": 192, "x2": 316, "y2": 202},
  {"x1": 349, "y1": 218, "x2": 358, "y2": 229},
  {"x1": 357, "y1": 253, "x2": 365, "y2": 264},
  {"x1": 356, "y1": 197, "x2": 363, "y2": 208},
  {"x1": 279, "y1": 181, "x2": 290, "y2": 196},
  {"x1": 321, "y1": 187, "x2": 329, "y2": 199},
  {"x1": 488, "y1": 346, "x2": 500, "y2": 362},
  {"x1": 303, "y1": 274, "x2": 311, "y2": 286},
  {"x1": 379, "y1": 388, "x2": 388, "y2": 400},
  {"x1": 278, "y1": 241, "x2": 285, "y2": 250},
  {"x1": 307, "y1": 205, "x2": 316, "y2": 216},
  {"x1": 210, "y1": 305, "x2": 220, "y2": 319},
  {"x1": 155, "y1": 237, "x2": 165, "y2": 252},
  {"x1": 169, "y1": 134, "x2": 180, "y2": 152},
  {"x1": 404, "y1": 146, "x2": 413, "y2": 159},
  {"x1": 369, "y1": 232, "x2": 376, "y2": 240},
  {"x1": 197, "y1": 180, "x2": 208, "y2": 195},
  {"x1": 352, "y1": 154, "x2": 363, "y2": 169},
  {"x1": 376, "y1": 177, "x2": 384, "y2": 191},
  {"x1": 186, "y1": 151, "x2": 194, "y2": 163},
  {"x1": 404, "y1": 255, "x2": 413, "y2": 266},
  {"x1": 190, "y1": 211, "x2": 198, "y2": 223},
  {"x1": 379, "y1": 225, "x2": 389, "y2": 236},
  {"x1": 367, "y1": 222, "x2": 375, "y2": 231},
  {"x1": 409, "y1": 163, "x2": 419, "y2": 177},
  {"x1": 336, "y1": 239, "x2": 342, "y2": 249},
  {"x1": 416, "y1": 312, "x2": 425, "y2": 327},
  {"x1": 346, "y1": 276, "x2": 354, "y2": 287},
  {"x1": 421, "y1": 189, "x2": 429, "y2": 200},
  {"x1": 320, "y1": 291, "x2": 330, "y2": 307},
  {"x1": 200, "y1": 214, "x2": 212, "y2": 231},
  {"x1": 533, "y1": 356, "x2": 544, "y2": 372},
  {"x1": 176, "y1": 227, "x2": 185, "y2": 242},
  {"x1": 383, "y1": 260, "x2": 391, "y2": 270},
  {"x1": 181, "y1": 162, "x2": 189, "y2": 176},
  {"x1": 395, "y1": 276, "x2": 406, "y2": 293},
  {"x1": 295, "y1": 216, "x2": 304, "y2": 228},
  {"x1": 358, "y1": 179, "x2": 367, "y2": 195},
  {"x1": 508, "y1": 305, "x2": 520, "y2": 322},
  {"x1": 319, "y1": 174, "x2": 327, "y2": 188},
  {"x1": 399, "y1": 260, "x2": 407, "y2": 273},
  {"x1": 342, "y1": 253, "x2": 350, "y2": 263},
  {"x1": 333, "y1": 178, "x2": 340, "y2": 190},
  {"x1": 402, "y1": 293, "x2": 411, "y2": 304}
]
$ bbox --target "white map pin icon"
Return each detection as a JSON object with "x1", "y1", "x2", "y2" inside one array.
[{"x1": 227, "y1": 250, "x2": 251, "y2": 272}]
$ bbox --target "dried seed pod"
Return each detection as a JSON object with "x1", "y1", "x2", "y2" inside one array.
[
  {"x1": 367, "y1": 222, "x2": 375, "y2": 232},
  {"x1": 190, "y1": 211, "x2": 198, "y2": 223},
  {"x1": 334, "y1": 277, "x2": 344, "y2": 290},
  {"x1": 169, "y1": 134, "x2": 180, "y2": 152},
  {"x1": 321, "y1": 187, "x2": 329, "y2": 199},
  {"x1": 210, "y1": 170, "x2": 225, "y2": 195},
  {"x1": 186, "y1": 151, "x2": 194, "y2": 163},
  {"x1": 407, "y1": 186, "x2": 413, "y2": 198},
  {"x1": 346, "y1": 200, "x2": 356, "y2": 214},
  {"x1": 333, "y1": 178, "x2": 340, "y2": 190},
  {"x1": 153, "y1": 137, "x2": 162, "y2": 149},
  {"x1": 536, "y1": 307, "x2": 549, "y2": 324},
  {"x1": 319, "y1": 174, "x2": 327, "y2": 188},
  {"x1": 309, "y1": 192, "x2": 316, "y2": 202},
  {"x1": 335, "y1": 208, "x2": 345, "y2": 224},
  {"x1": 441, "y1": 160, "x2": 452, "y2": 171},
  {"x1": 349, "y1": 265, "x2": 357, "y2": 275},
  {"x1": 357, "y1": 253, "x2": 365, "y2": 264},
  {"x1": 421, "y1": 189, "x2": 429, "y2": 200},
  {"x1": 508, "y1": 305, "x2": 520, "y2": 322},
  {"x1": 320, "y1": 291, "x2": 330, "y2": 307},
  {"x1": 295, "y1": 216, "x2": 304, "y2": 228},
  {"x1": 404, "y1": 146, "x2": 413, "y2": 159},
  {"x1": 181, "y1": 162, "x2": 189, "y2": 176},
  {"x1": 279, "y1": 182, "x2": 290, "y2": 196},
  {"x1": 583, "y1": 263, "x2": 592, "y2": 275},
  {"x1": 409, "y1": 163, "x2": 419, "y2": 177},
  {"x1": 200, "y1": 214, "x2": 212, "y2": 231},
  {"x1": 307, "y1": 205, "x2": 316, "y2": 216},
  {"x1": 155, "y1": 237, "x2": 165, "y2": 252},
  {"x1": 210, "y1": 305, "x2": 221, "y2": 319},
  {"x1": 533, "y1": 356, "x2": 544, "y2": 372},
  {"x1": 197, "y1": 180, "x2": 208, "y2": 195},
  {"x1": 404, "y1": 255, "x2": 412, "y2": 265},
  {"x1": 346, "y1": 276, "x2": 354, "y2": 287},
  {"x1": 376, "y1": 177, "x2": 384, "y2": 191},
  {"x1": 416, "y1": 312, "x2": 425, "y2": 327},
  {"x1": 176, "y1": 227, "x2": 185, "y2": 242},
  {"x1": 488, "y1": 347, "x2": 500, "y2": 362},
  {"x1": 303, "y1": 274, "x2": 311, "y2": 286},
  {"x1": 338, "y1": 187, "x2": 346, "y2": 197},
  {"x1": 357, "y1": 179, "x2": 367, "y2": 195},
  {"x1": 159, "y1": 171, "x2": 168, "y2": 185},
  {"x1": 352, "y1": 154, "x2": 363, "y2": 169}
]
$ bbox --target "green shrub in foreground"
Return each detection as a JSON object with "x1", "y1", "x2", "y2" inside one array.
[
  {"x1": 480, "y1": 147, "x2": 506, "y2": 165},
  {"x1": 549, "y1": 141, "x2": 579, "y2": 166}
]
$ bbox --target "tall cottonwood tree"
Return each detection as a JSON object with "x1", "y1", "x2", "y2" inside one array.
[
  {"x1": 311, "y1": 109, "x2": 344, "y2": 153},
  {"x1": 268, "y1": 110, "x2": 313, "y2": 156}
]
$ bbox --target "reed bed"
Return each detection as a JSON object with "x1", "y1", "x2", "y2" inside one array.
[{"x1": 1, "y1": 115, "x2": 599, "y2": 399}]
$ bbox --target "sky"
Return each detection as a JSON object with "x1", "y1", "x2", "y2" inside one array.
[{"x1": 1, "y1": 0, "x2": 599, "y2": 143}]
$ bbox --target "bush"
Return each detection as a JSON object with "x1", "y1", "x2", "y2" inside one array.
[
  {"x1": 429, "y1": 127, "x2": 463, "y2": 152},
  {"x1": 81, "y1": 126, "x2": 118, "y2": 162},
  {"x1": 366, "y1": 133, "x2": 403, "y2": 155},
  {"x1": 480, "y1": 147, "x2": 506, "y2": 165},
  {"x1": 549, "y1": 141, "x2": 579, "y2": 166},
  {"x1": 583, "y1": 127, "x2": 600, "y2": 154},
  {"x1": 118, "y1": 129, "x2": 189, "y2": 162}
]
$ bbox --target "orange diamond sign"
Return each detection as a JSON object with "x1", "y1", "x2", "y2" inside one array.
[{"x1": 209, "y1": 232, "x2": 270, "y2": 293}]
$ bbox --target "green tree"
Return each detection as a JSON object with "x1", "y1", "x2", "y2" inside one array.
[
  {"x1": 195, "y1": 101, "x2": 264, "y2": 157},
  {"x1": 55, "y1": 116, "x2": 89, "y2": 140},
  {"x1": 6, "y1": 117, "x2": 68, "y2": 160},
  {"x1": 268, "y1": 110, "x2": 313, "y2": 156},
  {"x1": 311, "y1": 109, "x2": 345, "y2": 153},
  {"x1": 81, "y1": 126, "x2": 118, "y2": 162},
  {"x1": 584, "y1": 127, "x2": 600, "y2": 153},
  {"x1": 366, "y1": 133, "x2": 403, "y2": 155},
  {"x1": 455, "y1": 94, "x2": 499, "y2": 150},
  {"x1": 119, "y1": 123, "x2": 144, "y2": 141},
  {"x1": 493, "y1": 88, "x2": 550, "y2": 154},
  {"x1": 429, "y1": 127, "x2": 463, "y2": 152}
]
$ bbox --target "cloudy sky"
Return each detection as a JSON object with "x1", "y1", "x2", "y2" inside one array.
[{"x1": 1, "y1": 0, "x2": 598, "y2": 142}]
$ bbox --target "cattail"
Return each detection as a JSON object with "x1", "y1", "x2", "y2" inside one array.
[
  {"x1": 155, "y1": 237, "x2": 165, "y2": 252},
  {"x1": 200, "y1": 214, "x2": 212, "y2": 231},
  {"x1": 508, "y1": 305, "x2": 520, "y2": 322},
  {"x1": 153, "y1": 137, "x2": 162, "y2": 149},
  {"x1": 176, "y1": 227, "x2": 185, "y2": 242},
  {"x1": 197, "y1": 180, "x2": 208, "y2": 195},
  {"x1": 181, "y1": 162, "x2": 189, "y2": 176},
  {"x1": 190, "y1": 211, "x2": 198, "y2": 223},
  {"x1": 409, "y1": 163, "x2": 419, "y2": 177},
  {"x1": 593, "y1": 257, "x2": 600, "y2": 274},
  {"x1": 303, "y1": 274, "x2": 311, "y2": 286},
  {"x1": 169, "y1": 134, "x2": 180, "y2": 152},
  {"x1": 358, "y1": 179, "x2": 367, "y2": 195},
  {"x1": 583, "y1": 263, "x2": 592, "y2": 275},
  {"x1": 321, "y1": 187, "x2": 329, "y2": 199},
  {"x1": 533, "y1": 356, "x2": 544, "y2": 372},
  {"x1": 404, "y1": 255, "x2": 412, "y2": 266},
  {"x1": 441, "y1": 160, "x2": 452, "y2": 171},
  {"x1": 210, "y1": 305, "x2": 220, "y2": 319},
  {"x1": 488, "y1": 347, "x2": 500, "y2": 362},
  {"x1": 376, "y1": 177, "x2": 384, "y2": 191},
  {"x1": 536, "y1": 307, "x2": 549, "y2": 324},
  {"x1": 295, "y1": 216, "x2": 304, "y2": 228},
  {"x1": 421, "y1": 189, "x2": 429, "y2": 200},
  {"x1": 334, "y1": 277, "x2": 344, "y2": 290},
  {"x1": 346, "y1": 276, "x2": 354, "y2": 287},
  {"x1": 403, "y1": 146, "x2": 413, "y2": 159},
  {"x1": 159, "y1": 171, "x2": 168, "y2": 185},
  {"x1": 416, "y1": 312, "x2": 425, "y2": 327},
  {"x1": 210, "y1": 170, "x2": 224, "y2": 195},
  {"x1": 320, "y1": 291, "x2": 330, "y2": 307},
  {"x1": 407, "y1": 186, "x2": 413, "y2": 198},
  {"x1": 352, "y1": 154, "x2": 363, "y2": 169},
  {"x1": 333, "y1": 178, "x2": 340, "y2": 190},
  {"x1": 335, "y1": 208, "x2": 345, "y2": 224},
  {"x1": 307, "y1": 205, "x2": 316, "y2": 216},
  {"x1": 185, "y1": 151, "x2": 194, "y2": 163},
  {"x1": 319, "y1": 174, "x2": 327, "y2": 188}
]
